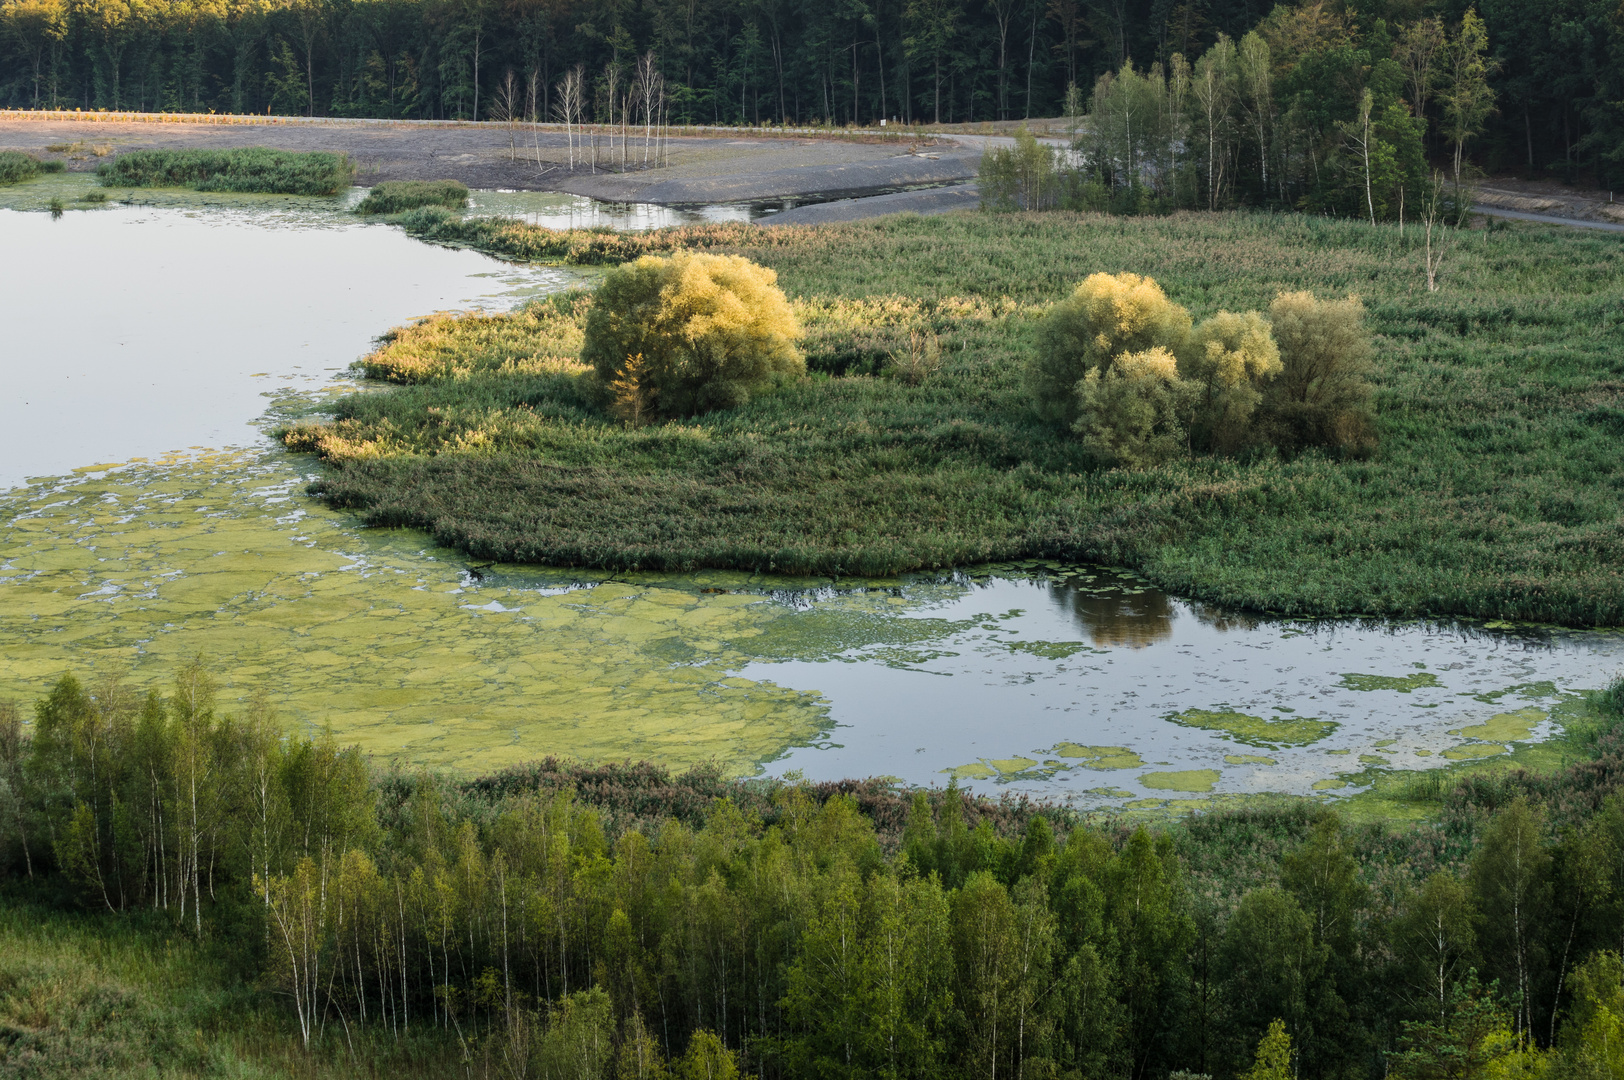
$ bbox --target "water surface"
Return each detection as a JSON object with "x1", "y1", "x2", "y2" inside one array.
[
  {"x1": 2, "y1": 185, "x2": 1618, "y2": 806},
  {"x1": 0, "y1": 195, "x2": 570, "y2": 490}
]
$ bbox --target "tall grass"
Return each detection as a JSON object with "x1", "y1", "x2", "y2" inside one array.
[
  {"x1": 354, "y1": 179, "x2": 467, "y2": 215},
  {"x1": 0, "y1": 890, "x2": 464, "y2": 1079},
  {"x1": 95, "y1": 147, "x2": 355, "y2": 195},
  {"x1": 296, "y1": 210, "x2": 1624, "y2": 625},
  {"x1": 0, "y1": 151, "x2": 66, "y2": 184}
]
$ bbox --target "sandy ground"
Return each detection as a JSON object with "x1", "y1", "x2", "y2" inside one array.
[{"x1": 0, "y1": 116, "x2": 978, "y2": 204}]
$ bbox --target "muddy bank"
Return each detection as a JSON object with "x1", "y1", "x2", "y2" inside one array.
[
  {"x1": 0, "y1": 116, "x2": 979, "y2": 203},
  {"x1": 762, "y1": 183, "x2": 980, "y2": 224}
]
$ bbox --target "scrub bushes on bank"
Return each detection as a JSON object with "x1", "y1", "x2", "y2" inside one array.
[
  {"x1": 94, "y1": 147, "x2": 355, "y2": 195},
  {"x1": 355, "y1": 179, "x2": 468, "y2": 214},
  {"x1": 582, "y1": 252, "x2": 804, "y2": 422},
  {"x1": 1028, "y1": 272, "x2": 1372, "y2": 465},
  {"x1": 0, "y1": 150, "x2": 65, "y2": 184}
]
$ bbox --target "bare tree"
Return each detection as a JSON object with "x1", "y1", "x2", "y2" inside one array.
[
  {"x1": 602, "y1": 61, "x2": 619, "y2": 169},
  {"x1": 491, "y1": 69, "x2": 522, "y2": 159},
  {"x1": 553, "y1": 64, "x2": 584, "y2": 169},
  {"x1": 1338, "y1": 88, "x2": 1377, "y2": 226},
  {"x1": 1420, "y1": 171, "x2": 1454, "y2": 292},
  {"x1": 636, "y1": 52, "x2": 664, "y2": 169}
]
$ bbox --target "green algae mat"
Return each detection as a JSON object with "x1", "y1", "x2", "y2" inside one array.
[
  {"x1": 0, "y1": 451, "x2": 830, "y2": 773},
  {"x1": 4, "y1": 446, "x2": 1621, "y2": 802}
]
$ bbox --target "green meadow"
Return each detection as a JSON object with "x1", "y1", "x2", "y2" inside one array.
[{"x1": 288, "y1": 209, "x2": 1624, "y2": 625}]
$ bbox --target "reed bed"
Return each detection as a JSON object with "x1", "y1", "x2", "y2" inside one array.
[
  {"x1": 292, "y1": 210, "x2": 1624, "y2": 625},
  {"x1": 95, "y1": 146, "x2": 355, "y2": 195}
]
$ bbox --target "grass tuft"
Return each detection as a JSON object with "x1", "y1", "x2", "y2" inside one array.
[{"x1": 355, "y1": 179, "x2": 469, "y2": 215}]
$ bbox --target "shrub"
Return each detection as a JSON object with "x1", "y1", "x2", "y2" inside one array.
[
  {"x1": 356, "y1": 179, "x2": 469, "y2": 215},
  {"x1": 1073, "y1": 346, "x2": 1193, "y2": 467},
  {"x1": 979, "y1": 128, "x2": 1061, "y2": 211},
  {"x1": 1261, "y1": 291, "x2": 1376, "y2": 454},
  {"x1": 1028, "y1": 272, "x2": 1192, "y2": 426},
  {"x1": 94, "y1": 148, "x2": 355, "y2": 195},
  {"x1": 581, "y1": 252, "x2": 804, "y2": 421},
  {"x1": 0, "y1": 151, "x2": 65, "y2": 185},
  {"x1": 1179, "y1": 310, "x2": 1282, "y2": 453}
]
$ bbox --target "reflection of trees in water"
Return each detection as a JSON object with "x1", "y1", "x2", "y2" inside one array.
[
  {"x1": 1051, "y1": 580, "x2": 1177, "y2": 648},
  {"x1": 1188, "y1": 602, "x2": 1261, "y2": 634}
]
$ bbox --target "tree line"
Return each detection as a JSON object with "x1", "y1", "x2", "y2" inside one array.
[
  {"x1": 979, "y1": 4, "x2": 1577, "y2": 220},
  {"x1": 0, "y1": 0, "x2": 1620, "y2": 188},
  {"x1": 5, "y1": 663, "x2": 1624, "y2": 1077}
]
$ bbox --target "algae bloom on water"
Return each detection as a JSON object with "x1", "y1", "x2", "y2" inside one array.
[{"x1": 94, "y1": 148, "x2": 355, "y2": 196}]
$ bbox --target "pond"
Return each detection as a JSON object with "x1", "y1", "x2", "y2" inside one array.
[{"x1": 2, "y1": 182, "x2": 1620, "y2": 807}]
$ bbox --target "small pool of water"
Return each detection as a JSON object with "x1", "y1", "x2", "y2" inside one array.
[
  {"x1": 464, "y1": 189, "x2": 764, "y2": 228},
  {"x1": 1, "y1": 184, "x2": 1619, "y2": 806}
]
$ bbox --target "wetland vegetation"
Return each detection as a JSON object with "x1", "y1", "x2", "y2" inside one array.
[
  {"x1": 93, "y1": 148, "x2": 355, "y2": 196},
  {"x1": 355, "y1": 179, "x2": 469, "y2": 215},
  {"x1": 0, "y1": 149, "x2": 62, "y2": 184},
  {"x1": 286, "y1": 209, "x2": 1624, "y2": 625},
  {"x1": 3, "y1": 667, "x2": 1624, "y2": 1079}
]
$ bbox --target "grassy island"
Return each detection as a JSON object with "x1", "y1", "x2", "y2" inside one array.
[
  {"x1": 284, "y1": 210, "x2": 1624, "y2": 626},
  {"x1": 355, "y1": 178, "x2": 469, "y2": 214}
]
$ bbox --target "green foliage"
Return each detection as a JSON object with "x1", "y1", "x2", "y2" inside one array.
[
  {"x1": 94, "y1": 148, "x2": 356, "y2": 196},
  {"x1": 14, "y1": 665, "x2": 1624, "y2": 1074},
  {"x1": 355, "y1": 179, "x2": 469, "y2": 215},
  {"x1": 1469, "y1": 798, "x2": 1552, "y2": 1040},
  {"x1": 1073, "y1": 346, "x2": 1193, "y2": 467},
  {"x1": 978, "y1": 128, "x2": 1062, "y2": 211},
  {"x1": 1560, "y1": 951, "x2": 1624, "y2": 1077},
  {"x1": 1220, "y1": 891, "x2": 1320, "y2": 1059},
  {"x1": 1262, "y1": 291, "x2": 1377, "y2": 455},
  {"x1": 581, "y1": 252, "x2": 804, "y2": 420},
  {"x1": 676, "y1": 1030, "x2": 738, "y2": 1080},
  {"x1": 1389, "y1": 971, "x2": 1517, "y2": 1080},
  {"x1": 1242, "y1": 1019, "x2": 1294, "y2": 1080},
  {"x1": 1181, "y1": 310, "x2": 1283, "y2": 453},
  {"x1": 1028, "y1": 271, "x2": 1194, "y2": 428},
  {"x1": 0, "y1": 150, "x2": 65, "y2": 185}
]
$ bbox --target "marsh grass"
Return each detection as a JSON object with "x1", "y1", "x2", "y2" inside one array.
[
  {"x1": 296, "y1": 210, "x2": 1624, "y2": 625},
  {"x1": 0, "y1": 890, "x2": 464, "y2": 1079},
  {"x1": 355, "y1": 179, "x2": 468, "y2": 215},
  {"x1": 0, "y1": 151, "x2": 66, "y2": 185},
  {"x1": 94, "y1": 148, "x2": 355, "y2": 195}
]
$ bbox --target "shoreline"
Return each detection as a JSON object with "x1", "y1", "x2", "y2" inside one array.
[{"x1": 0, "y1": 112, "x2": 981, "y2": 206}]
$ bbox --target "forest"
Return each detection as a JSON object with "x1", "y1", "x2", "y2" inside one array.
[
  {"x1": 1, "y1": 0, "x2": 1621, "y2": 193},
  {"x1": 4, "y1": 664, "x2": 1624, "y2": 1079}
]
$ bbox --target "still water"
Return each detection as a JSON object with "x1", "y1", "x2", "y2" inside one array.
[{"x1": 1, "y1": 185, "x2": 1619, "y2": 806}]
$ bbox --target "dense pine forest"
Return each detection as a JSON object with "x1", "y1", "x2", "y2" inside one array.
[
  {"x1": 5, "y1": 664, "x2": 1624, "y2": 1078},
  {"x1": 1, "y1": 0, "x2": 1621, "y2": 191}
]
